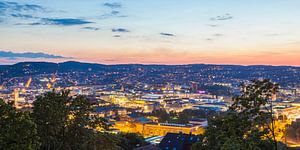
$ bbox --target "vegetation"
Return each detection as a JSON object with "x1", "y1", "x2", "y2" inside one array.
[
  {"x1": 151, "y1": 108, "x2": 170, "y2": 123},
  {"x1": 0, "y1": 90, "x2": 146, "y2": 150},
  {"x1": 192, "y1": 79, "x2": 285, "y2": 150},
  {"x1": 200, "y1": 84, "x2": 232, "y2": 97},
  {"x1": 0, "y1": 99, "x2": 40, "y2": 150},
  {"x1": 285, "y1": 119, "x2": 300, "y2": 145}
]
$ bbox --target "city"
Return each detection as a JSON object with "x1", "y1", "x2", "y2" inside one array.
[
  {"x1": 1, "y1": 61, "x2": 300, "y2": 149},
  {"x1": 1, "y1": 0, "x2": 300, "y2": 150}
]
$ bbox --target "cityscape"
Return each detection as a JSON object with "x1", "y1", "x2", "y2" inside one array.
[{"x1": 1, "y1": 0, "x2": 300, "y2": 150}]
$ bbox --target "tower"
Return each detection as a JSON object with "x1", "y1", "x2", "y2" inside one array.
[{"x1": 14, "y1": 88, "x2": 19, "y2": 107}]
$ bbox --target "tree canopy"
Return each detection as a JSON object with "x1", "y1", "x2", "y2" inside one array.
[
  {"x1": 192, "y1": 79, "x2": 284, "y2": 150},
  {"x1": 0, "y1": 90, "x2": 146, "y2": 150},
  {"x1": 0, "y1": 99, "x2": 40, "y2": 150}
]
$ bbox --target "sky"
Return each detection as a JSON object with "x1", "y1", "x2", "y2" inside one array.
[{"x1": 0, "y1": 0, "x2": 300, "y2": 66}]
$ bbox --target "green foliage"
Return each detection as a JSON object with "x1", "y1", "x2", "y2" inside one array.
[
  {"x1": 83, "y1": 132, "x2": 121, "y2": 150},
  {"x1": 1, "y1": 91, "x2": 148, "y2": 150},
  {"x1": 177, "y1": 111, "x2": 189, "y2": 124},
  {"x1": 0, "y1": 99, "x2": 40, "y2": 150},
  {"x1": 201, "y1": 84, "x2": 231, "y2": 96},
  {"x1": 174, "y1": 109, "x2": 217, "y2": 124},
  {"x1": 285, "y1": 119, "x2": 300, "y2": 145},
  {"x1": 32, "y1": 90, "x2": 113, "y2": 150},
  {"x1": 32, "y1": 91, "x2": 70, "y2": 149},
  {"x1": 192, "y1": 79, "x2": 280, "y2": 150},
  {"x1": 152, "y1": 108, "x2": 170, "y2": 123},
  {"x1": 114, "y1": 133, "x2": 148, "y2": 150}
]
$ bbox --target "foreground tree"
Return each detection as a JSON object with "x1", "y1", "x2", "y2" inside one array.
[
  {"x1": 114, "y1": 133, "x2": 148, "y2": 150},
  {"x1": 192, "y1": 79, "x2": 282, "y2": 150},
  {"x1": 32, "y1": 90, "x2": 112, "y2": 150},
  {"x1": 0, "y1": 99, "x2": 40, "y2": 150},
  {"x1": 33, "y1": 91, "x2": 70, "y2": 149}
]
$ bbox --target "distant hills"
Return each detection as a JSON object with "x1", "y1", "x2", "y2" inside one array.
[{"x1": 0, "y1": 61, "x2": 299, "y2": 86}]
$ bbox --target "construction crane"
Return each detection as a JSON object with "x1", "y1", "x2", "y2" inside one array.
[
  {"x1": 25, "y1": 77, "x2": 32, "y2": 88},
  {"x1": 20, "y1": 77, "x2": 32, "y2": 93},
  {"x1": 47, "y1": 74, "x2": 57, "y2": 89}
]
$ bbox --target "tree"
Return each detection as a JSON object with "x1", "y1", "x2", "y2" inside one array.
[
  {"x1": 32, "y1": 90, "x2": 111, "y2": 150},
  {"x1": 0, "y1": 99, "x2": 40, "y2": 150},
  {"x1": 177, "y1": 111, "x2": 189, "y2": 124},
  {"x1": 285, "y1": 119, "x2": 300, "y2": 145},
  {"x1": 65, "y1": 95, "x2": 94, "y2": 149},
  {"x1": 152, "y1": 108, "x2": 170, "y2": 123},
  {"x1": 193, "y1": 79, "x2": 280, "y2": 150},
  {"x1": 83, "y1": 132, "x2": 121, "y2": 150},
  {"x1": 115, "y1": 133, "x2": 148, "y2": 150},
  {"x1": 32, "y1": 90, "x2": 70, "y2": 150}
]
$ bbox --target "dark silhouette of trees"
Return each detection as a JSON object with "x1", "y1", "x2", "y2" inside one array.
[
  {"x1": 285, "y1": 119, "x2": 300, "y2": 145},
  {"x1": 0, "y1": 99, "x2": 40, "y2": 150},
  {"x1": 32, "y1": 90, "x2": 118, "y2": 150},
  {"x1": 152, "y1": 108, "x2": 170, "y2": 123},
  {"x1": 192, "y1": 79, "x2": 281, "y2": 150}
]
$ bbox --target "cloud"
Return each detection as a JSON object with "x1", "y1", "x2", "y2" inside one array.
[
  {"x1": 82, "y1": 27, "x2": 100, "y2": 31},
  {"x1": 113, "y1": 35, "x2": 121, "y2": 37},
  {"x1": 111, "y1": 10, "x2": 120, "y2": 15},
  {"x1": 160, "y1": 33, "x2": 175, "y2": 36},
  {"x1": 112, "y1": 28, "x2": 130, "y2": 32},
  {"x1": 0, "y1": 51, "x2": 71, "y2": 59},
  {"x1": 0, "y1": 1, "x2": 44, "y2": 12},
  {"x1": 0, "y1": 1, "x2": 44, "y2": 21},
  {"x1": 0, "y1": 1, "x2": 94, "y2": 27},
  {"x1": 103, "y1": 2, "x2": 122, "y2": 9},
  {"x1": 98, "y1": 10, "x2": 127, "y2": 19},
  {"x1": 30, "y1": 18, "x2": 94, "y2": 26},
  {"x1": 210, "y1": 13, "x2": 233, "y2": 21},
  {"x1": 100, "y1": 2, "x2": 127, "y2": 19},
  {"x1": 10, "y1": 13, "x2": 36, "y2": 19}
]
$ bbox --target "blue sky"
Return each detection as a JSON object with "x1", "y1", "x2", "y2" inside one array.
[{"x1": 0, "y1": 0, "x2": 300, "y2": 65}]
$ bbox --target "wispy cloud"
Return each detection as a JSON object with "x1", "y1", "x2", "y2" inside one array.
[
  {"x1": 160, "y1": 32, "x2": 175, "y2": 36},
  {"x1": 30, "y1": 18, "x2": 94, "y2": 26},
  {"x1": 208, "y1": 24, "x2": 218, "y2": 27},
  {"x1": 0, "y1": 1, "x2": 44, "y2": 12},
  {"x1": 111, "y1": 10, "x2": 120, "y2": 15},
  {"x1": 211, "y1": 13, "x2": 233, "y2": 21},
  {"x1": 112, "y1": 28, "x2": 130, "y2": 32},
  {"x1": 99, "y1": 2, "x2": 128, "y2": 19},
  {"x1": 0, "y1": 1, "x2": 95, "y2": 27},
  {"x1": 98, "y1": 10, "x2": 127, "y2": 19},
  {"x1": 0, "y1": 1, "x2": 45, "y2": 22},
  {"x1": 81, "y1": 26, "x2": 100, "y2": 31},
  {"x1": 103, "y1": 2, "x2": 122, "y2": 9},
  {"x1": 0, "y1": 51, "x2": 71, "y2": 59},
  {"x1": 10, "y1": 13, "x2": 36, "y2": 19}
]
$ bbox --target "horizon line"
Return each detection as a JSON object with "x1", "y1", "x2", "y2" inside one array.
[{"x1": 1, "y1": 60, "x2": 299, "y2": 68}]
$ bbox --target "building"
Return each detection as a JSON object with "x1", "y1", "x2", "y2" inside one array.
[{"x1": 113, "y1": 121, "x2": 204, "y2": 137}]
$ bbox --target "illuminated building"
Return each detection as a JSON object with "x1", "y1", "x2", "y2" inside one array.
[{"x1": 113, "y1": 121, "x2": 204, "y2": 137}]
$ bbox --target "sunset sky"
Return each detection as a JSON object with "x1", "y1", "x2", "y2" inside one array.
[{"x1": 0, "y1": 0, "x2": 300, "y2": 65}]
